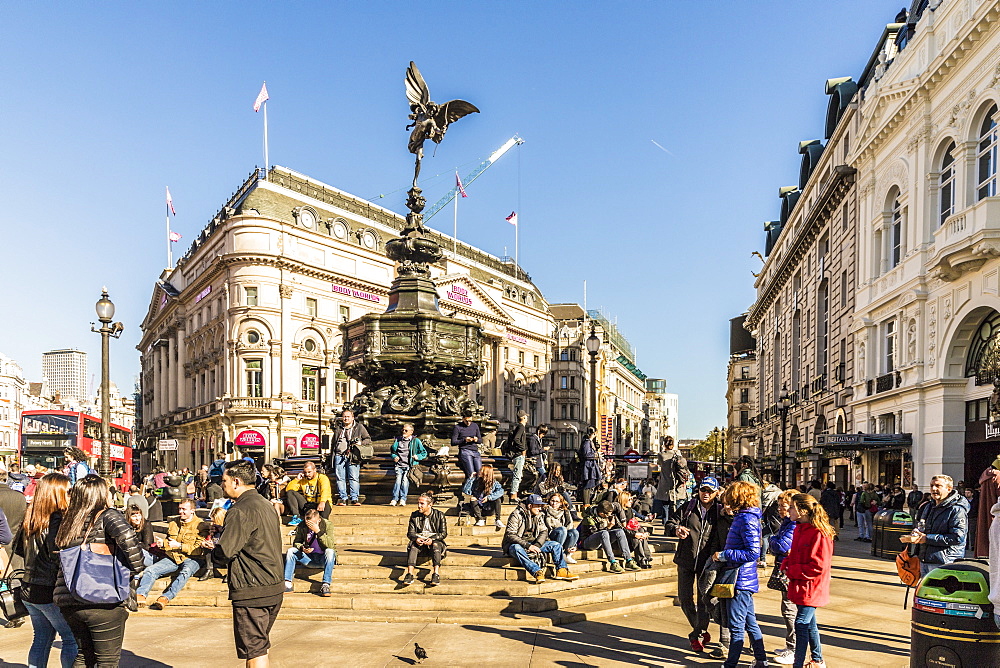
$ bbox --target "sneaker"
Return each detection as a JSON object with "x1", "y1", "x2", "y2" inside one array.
[
  {"x1": 689, "y1": 637, "x2": 704, "y2": 653},
  {"x1": 624, "y1": 559, "x2": 640, "y2": 571},
  {"x1": 150, "y1": 596, "x2": 169, "y2": 610},
  {"x1": 565, "y1": 554, "x2": 577, "y2": 564},
  {"x1": 554, "y1": 568, "x2": 579, "y2": 581},
  {"x1": 320, "y1": 583, "x2": 332, "y2": 597},
  {"x1": 402, "y1": 573, "x2": 415, "y2": 586},
  {"x1": 758, "y1": 559, "x2": 767, "y2": 568},
  {"x1": 284, "y1": 581, "x2": 294, "y2": 593},
  {"x1": 609, "y1": 561, "x2": 625, "y2": 574},
  {"x1": 287, "y1": 516, "x2": 302, "y2": 526},
  {"x1": 707, "y1": 643, "x2": 725, "y2": 659},
  {"x1": 533, "y1": 570, "x2": 546, "y2": 584},
  {"x1": 641, "y1": 561, "x2": 653, "y2": 569},
  {"x1": 700, "y1": 632, "x2": 711, "y2": 646},
  {"x1": 773, "y1": 648, "x2": 794, "y2": 665},
  {"x1": 475, "y1": 520, "x2": 486, "y2": 526},
  {"x1": 389, "y1": 500, "x2": 398, "y2": 506},
  {"x1": 137, "y1": 593, "x2": 147, "y2": 607},
  {"x1": 336, "y1": 500, "x2": 347, "y2": 506},
  {"x1": 495, "y1": 520, "x2": 505, "y2": 530},
  {"x1": 351, "y1": 500, "x2": 362, "y2": 506},
  {"x1": 399, "y1": 501, "x2": 406, "y2": 507},
  {"x1": 430, "y1": 573, "x2": 441, "y2": 586}
]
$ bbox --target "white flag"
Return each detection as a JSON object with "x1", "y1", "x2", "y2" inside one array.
[{"x1": 254, "y1": 82, "x2": 269, "y2": 112}]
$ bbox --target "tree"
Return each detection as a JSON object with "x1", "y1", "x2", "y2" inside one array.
[{"x1": 690, "y1": 427, "x2": 727, "y2": 463}]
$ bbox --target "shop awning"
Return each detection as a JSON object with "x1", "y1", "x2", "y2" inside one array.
[{"x1": 815, "y1": 433, "x2": 912, "y2": 458}]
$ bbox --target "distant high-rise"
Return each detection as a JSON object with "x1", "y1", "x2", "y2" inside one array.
[{"x1": 42, "y1": 349, "x2": 88, "y2": 402}]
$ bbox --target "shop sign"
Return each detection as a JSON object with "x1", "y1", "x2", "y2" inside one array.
[
  {"x1": 157, "y1": 439, "x2": 178, "y2": 451},
  {"x1": 332, "y1": 283, "x2": 380, "y2": 303},
  {"x1": 300, "y1": 432, "x2": 320, "y2": 449},
  {"x1": 195, "y1": 285, "x2": 213, "y2": 303},
  {"x1": 507, "y1": 331, "x2": 528, "y2": 344},
  {"x1": 445, "y1": 284, "x2": 473, "y2": 306},
  {"x1": 235, "y1": 429, "x2": 266, "y2": 448}
]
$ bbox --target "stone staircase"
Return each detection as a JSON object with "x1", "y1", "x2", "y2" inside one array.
[{"x1": 140, "y1": 504, "x2": 678, "y2": 626}]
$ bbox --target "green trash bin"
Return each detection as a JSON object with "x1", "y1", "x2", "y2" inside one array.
[
  {"x1": 873, "y1": 510, "x2": 912, "y2": 559},
  {"x1": 910, "y1": 559, "x2": 1000, "y2": 667}
]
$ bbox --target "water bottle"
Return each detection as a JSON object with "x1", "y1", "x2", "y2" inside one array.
[{"x1": 911, "y1": 519, "x2": 926, "y2": 538}]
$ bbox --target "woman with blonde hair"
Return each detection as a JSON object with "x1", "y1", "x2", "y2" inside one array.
[
  {"x1": 780, "y1": 493, "x2": 834, "y2": 668},
  {"x1": 11, "y1": 472, "x2": 78, "y2": 668},
  {"x1": 713, "y1": 480, "x2": 768, "y2": 668}
]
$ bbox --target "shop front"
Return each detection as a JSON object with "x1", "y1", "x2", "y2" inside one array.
[
  {"x1": 965, "y1": 398, "x2": 1000, "y2": 486},
  {"x1": 816, "y1": 433, "x2": 912, "y2": 489}
]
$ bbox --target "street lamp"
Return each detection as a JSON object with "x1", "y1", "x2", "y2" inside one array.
[
  {"x1": 585, "y1": 321, "x2": 601, "y2": 431},
  {"x1": 778, "y1": 384, "x2": 791, "y2": 489},
  {"x1": 92, "y1": 288, "x2": 123, "y2": 481},
  {"x1": 712, "y1": 427, "x2": 721, "y2": 476}
]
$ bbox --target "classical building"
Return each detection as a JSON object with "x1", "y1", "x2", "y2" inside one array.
[
  {"x1": 548, "y1": 303, "x2": 592, "y2": 467},
  {"x1": 726, "y1": 315, "x2": 758, "y2": 461},
  {"x1": 643, "y1": 379, "x2": 678, "y2": 451},
  {"x1": 41, "y1": 349, "x2": 88, "y2": 404},
  {"x1": 849, "y1": 0, "x2": 1000, "y2": 488},
  {"x1": 589, "y1": 310, "x2": 648, "y2": 456},
  {"x1": 137, "y1": 166, "x2": 554, "y2": 468},
  {"x1": 0, "y1": 352, "x2": 28, "y2": 464},
  {"x1": 743, "y1": 63, "x2": 859, "y2": 488}
]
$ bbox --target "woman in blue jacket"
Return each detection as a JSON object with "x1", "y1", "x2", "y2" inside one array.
[
  {"x1": 390, "y1": 423, "x2": 427, "y2": 506},
  {"x1": 713, "y1": 480, "x2": 768, "y2": 668},
  {"x1": 768, "y1": 489, "x2": 798, "y2": 665}
]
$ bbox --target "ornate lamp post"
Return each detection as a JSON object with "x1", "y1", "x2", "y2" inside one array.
[
  {"x1": 585, "y1": 321, "x2": 601, "y2": 430},
  {"x1": 92, "y1": 288, "x2": 123, "y2": 481},
  {"x1": 712, "y1": 426, "x2": 721, "y2": 476},
  {"x1": 778, "y1": 384, "x2": 791, "y2": 488}
]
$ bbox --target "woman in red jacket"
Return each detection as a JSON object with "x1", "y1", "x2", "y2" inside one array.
[{"x1": 780, "y1": 493, "x2": 834, "y2": 668}]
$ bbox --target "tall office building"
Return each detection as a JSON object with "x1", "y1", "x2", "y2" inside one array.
[{"x1": 42, "y1": 349, "x2": 88, "y2": 402}]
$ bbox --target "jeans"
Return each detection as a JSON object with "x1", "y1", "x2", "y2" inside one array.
[
  {"x1": 507, "y1": 541, "x2": 567, "y2": 575},
  {"x1": 582, "y1": 528, "x2": 631, "y2": 561},
  {"x1": 793, "y1": 605, "x2": 823, "y2": 666},
  {"x1": 921, "y1": 561, "x2": 938, "y2": 578},
  {"x1": 652, "y1": 499, "x2": 668, "y2": 525},
  {"x1": 137, "y1": 556, "x2": 203, "y2": 601},
  {"x1": 467, "y1": 498, "x2": 502, "y2": 521},
  {"x1": 723, "y1": 589, "x2": 767, "y2": 668},
  {"x1": 458, "y1": 448, "x2": 482, "y2": 480},
  {"x1": 676, "y1": 564, "x2": 731, "y2": 644},
  {"x1": 408, "y1": 540, "x2": 446, "y2": 567},
  {"x1": 284, "y1": 546, "x2": 336, "y2": 584},
  {"x1": 549, "y1": 526, "x2": 579, "y2": 552},
  {"x1": 23, "y1": 600, "x2": 77, "y2": 668},
  {"x1": 780, "y1": 590, "x2": 797, "y2": 650},
  {"x1": 858, "y1": 510, "x2": 872, "y2": 539},
  {"x1": 284, "y1": 490, "x2": 331, "y2": 519},
  {"x1": 61, "y1": 605, "x2": 129, "y2": 668},
  {"x1": 510, "y1": 454, "x2": 526, "y2": 497},
  {"x1": 334, "y1": 454, "x2": 360, "y2": 501},
  {"x1": 393, "y1": 465, "x2": 410, "y2": 502},
  {"x1": 141, "y1": 549, "x2": 154, "y2": 568}
]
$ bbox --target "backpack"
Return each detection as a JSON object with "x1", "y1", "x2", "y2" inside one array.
[
  {"x1": 68, "y1": 461, "x2": 92, "y2": 486},
  {"x1": 208, "y1": 459, "x2": 227, "y2": 480},
  {"x1": 672, "y1": 456, "x2": 691, "y2": 485},
  {"x1": 501, "y1": 429, "x2": 520, "y2": 459}
]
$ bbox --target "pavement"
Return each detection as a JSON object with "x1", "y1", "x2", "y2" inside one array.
[{"x1": 0, "y1": 523, "x2": 913, "y2": 667}]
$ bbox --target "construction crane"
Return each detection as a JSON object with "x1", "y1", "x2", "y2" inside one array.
[{"x1": 423, "y1": 134, "x2": 524, "y2": 222}]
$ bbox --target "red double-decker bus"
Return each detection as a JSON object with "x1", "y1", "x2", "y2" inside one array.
[{"x1": 19, "y1": 410, "x2": 134, "y2": 490}]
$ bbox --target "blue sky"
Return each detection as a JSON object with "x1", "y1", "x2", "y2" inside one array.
[{"x1": 0, "y1": 1, "x2": 903, "y2": 438}]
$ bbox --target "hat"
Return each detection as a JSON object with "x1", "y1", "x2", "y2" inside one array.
[
  {"x1": 698, "y1": 477, "x2": 720, "y2": 491},
  {"x1": 524, "y1": 494, "x2": 545, "y2": 505}
]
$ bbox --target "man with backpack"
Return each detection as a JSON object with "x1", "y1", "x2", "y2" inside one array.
[
  {"x1": 327, "y1": 409, "x2": 372, "y2": 506},
  {"x1": 63, "y1": 447, "x2": 92, "y2": 486},
  {"x1": 504, "y1": 411, "x2": 529, "y2": 501},
  {"x1": 654, "y1": 437, "x2": 688, "y2": 525},
  {"x1": 857, "y1": 482, "x2": 878, "y2": 542},
  {"x1": 665, "y1": 476, "x2": 732, "y2": 658}
]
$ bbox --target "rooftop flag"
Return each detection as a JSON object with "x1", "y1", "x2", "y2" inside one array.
[
  {"x1": 166, "y1": 187, "x2": 176, "y2": 215},
  {"x1": 254, "y1": 82, "x2": 269, "y2": 112},
  {"x1": 456, "y1": 172, "x2": 467, "y2": 198},
  {"x1": 169, "y1": 231, "x2": 182, "y2": 242},
  {"x1": 506, "y1": 211, "x2": 518, "y2": 226}
]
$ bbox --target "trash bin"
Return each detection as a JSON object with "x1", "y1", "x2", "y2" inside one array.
[
  {"x1": 871, "y1": 509, "x2": 912, "y2": 559},
  {"x1": 910, "y1": 559, "x2": 1000, "y2": 667}
]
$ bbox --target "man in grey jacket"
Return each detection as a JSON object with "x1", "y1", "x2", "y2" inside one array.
[
  {"x1": 654, "y1": 437, "x2": 688, "y2": 525},
  {"x1": 503, "y1": 494, "x2": 578, "y2": 584}
]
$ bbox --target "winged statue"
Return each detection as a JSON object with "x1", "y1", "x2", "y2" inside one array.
[{"x1": 405, "y1": 61, "x2": 479, "y2": 187}]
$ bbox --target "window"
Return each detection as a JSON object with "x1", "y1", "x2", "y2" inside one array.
[
  {"x1": 570, "y1": 376, "x2": 576, "y2": 390},
  {"x1": 306, "y1": 298, "x2": 318, "y2": 318},
  {"x1": 818, "y1": 234, "x2": 829, "y2": 275},
  {"x1": 560, "y1": 376, "x2": 568, "y2": 389},
  {"x1": 791, "y1": 312, "x2": 801, "y2": 390},
  {"x1": 884, "y1": 320, "x2": 896, "y2": 373},
  {"x1": 504, "y1": 347, "x2": 509, "y2": 360},
  {"x1": 939, "y1": 141, "x2": 956, "y2": 226},
  {"x1": 335, "y1": 380, "x2": 348, "y2": 405},
  {"x1": 339, "y1": 305, "x2": 350, "y2": 322},
  {"x1": 245, "y1": 287, "x2": 258, "y2": 307},
  {"x1": 890, "y1": 196, "x2": 902, "y2": 268},
  {"x1": 518, "y1": 351, "x2": 525, "y2": 365},
  {"x1": 570, "y1": 404, "x2": 576, "y2": 419},
  {"x1": 560, "y1": 350, "x2": 569, "y2": 361},
  {"x1": 741, "y1": 366, "x2": 750, "y2": 379},
  {"x1": 841, "y1": 270, "x2": 848, "y2": 309},
  {"x1": 740, "y1": 410, "x2": 750, "y2": 427},
  {"x1": 569, "y1": 348, "x2": 577, "y2": 361},
  {"x1": 739, "y1": 388, "x2": 750, "y2": 403},
  {"x1": 842, "y1": 202, "x2": 849, "y2": 231},
  {"x1": 560, "y1": 432, "x2": 574, "y2": 450},
  {"x1": 245, "y1": 359, "x2": 263, "y2": 397},
  {"x1": 515, "y1": 398, "x2": 523, "y2": 415},
  {"x1": 246, "y1": 330, "x2": 261, "y2": 344},
  {"x1": 817, "y1": 282, "x2": 829, "y2": 376},
  {"x1": 533, "y1": 355, "x2": 539, "y2": 369},
  {"x1": 301, "y1": 366, "x2": 317, "y2": 400},
  {"x1": 979, "y1": 105, "x2": 998, "y2": 200},
  {"x1": 561, "y1": 404, "x2": 568, "y2": 419},
  {"x1": 530, "y1": 401, "x2": 537, "y2": 425}
]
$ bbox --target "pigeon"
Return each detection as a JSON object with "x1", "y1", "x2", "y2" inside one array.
[{"x1": 414, "y1": 643, "x2": 428, "y2": 663}]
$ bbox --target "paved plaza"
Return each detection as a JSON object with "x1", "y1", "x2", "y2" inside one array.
[{"x1": 0, "y1": 523, "x2": 912, "y2": 668}]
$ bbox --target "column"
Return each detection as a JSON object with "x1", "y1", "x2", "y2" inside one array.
[
  {"x1": 154, "y1": 345, "x2": 164, "y2": 419},
  {"x1": 167, "y1": 336, "x2": 177, "y2": 412},
  {"x1": 175, "y1": 327, "x2": 187, "y2": 408}
]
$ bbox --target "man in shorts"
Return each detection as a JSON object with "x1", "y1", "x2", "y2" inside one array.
[{"x1": 214, "y1": 460, "x2": 284, "y2": 667}]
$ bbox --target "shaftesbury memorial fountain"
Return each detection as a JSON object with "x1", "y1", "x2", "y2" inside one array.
[{"x1": 338, "y1": 62, "x2": 492, "y2": 500}]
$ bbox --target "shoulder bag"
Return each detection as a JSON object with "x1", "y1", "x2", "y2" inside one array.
[
  {"x1": 59, "y1": 512, "x2": 132, "y2": 605},
  {"x1": 766, "y1": 560, "x2": 789, "y2": 592},
  {"x1": 708, "y1": 562, "x2": 739, "y2": 599},
  {"x1": 0, "y1": 559, "x2": 27, "y2": 622}
]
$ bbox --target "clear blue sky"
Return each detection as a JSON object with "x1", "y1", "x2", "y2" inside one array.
[{"x1": 0, "y1": 1, "x2": 903, "y2": 438}]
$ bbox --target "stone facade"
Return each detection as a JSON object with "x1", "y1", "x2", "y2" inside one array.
[
  {"x1": 137, "y1": 167, "x2": 554, "y2": 468},
  {"x1": 0, "y1": 352, "x2": 28, "y2": 464}
]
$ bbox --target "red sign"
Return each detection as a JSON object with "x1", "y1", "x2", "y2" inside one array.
[
  {"x1": 624, "y1": 449, "x2": 640, "y2": 464},
  {"x1": 199, "y1": 437, "x2": 206, "y2": 452},
  {"x1": 300, "y1": 433, "x2": 320, "y2": 449},
  {"x1": 235, "y1": 429, "x2": 266, "y2": 448}
]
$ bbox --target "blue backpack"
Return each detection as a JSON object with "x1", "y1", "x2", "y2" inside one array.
[{"x1": 208, "y1": 459, "x2": 227, "y2": 480}]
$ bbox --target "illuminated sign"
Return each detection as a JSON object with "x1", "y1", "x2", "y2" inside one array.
[
  {"x1": 446, "y1": 284, "x2": 473, "y2": 306},
  {"x1": 300, "y1": 433, "x2": 320, "y2": 449},
  {"x1": 507, "y1": 332, "x2": 528, "y2": 344},
  {"x1": 195, "y1": 285, "x2": 213, "y2": 303},
  {"x1": 235, "y1": 429, "x2": 266, "y2": 447},
  {"x1": 332, "y1": 284, "x2": 381, "y2": 303}
]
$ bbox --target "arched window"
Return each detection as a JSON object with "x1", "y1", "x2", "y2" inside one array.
[
  {"x1": 965, "y1": 310, "x2": 1000, "y2": 385},
  {"x1": 939, "y1": 141, "x2": 956, "y2": 227},
  {"x1": 890, "y1": 194, "x2": 903, "y2": 268},
  {"x1": 978, "y1": 105, "x2": 998, "y2": 200}
]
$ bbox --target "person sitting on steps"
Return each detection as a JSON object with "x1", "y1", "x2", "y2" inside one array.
[
  {"x1": 462, "y1": 465, "x2": 505, "y2": 529},
  {"x1": 403, "y1": 492, "x2": 448, "y2": 586},
  {"x1": 542, "y1": 492, "x2": 579, "y2": 564},
  {"x1": 390, "y1": 423, "x2": 427, "y2": 507},
  {"x1": 283, "y1": 461, "x2": 332, "y2": 526},
  {"x1": 579, "y1": 499, "x2": 639, "y2": 573},
  {"x1": 502, "y1": 494, "x2": 579, "y2": 584},
  {"x1": 283, "y1": 508, "x2": 337, "y2": 597},
  {"x1": 618, "y1": 490, "x2": 653, "y2": 569},
  {"x1": 137, "y1": 499, "x2": 209, "y2": 609}
]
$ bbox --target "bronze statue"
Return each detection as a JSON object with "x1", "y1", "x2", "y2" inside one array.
[{"x1": 405, "y1": 61, "x2": 479, "y2": 189}]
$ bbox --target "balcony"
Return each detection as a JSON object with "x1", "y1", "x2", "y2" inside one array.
[
  {"x1": 930, "y1": 198, "x2": 1000, "y2": 282},
  {"x1": 810, "y1": 374, "x2": 827, "y2": 395},
  {"x1": 868, "y1": 371, "x2": 901, "y2": 395}
]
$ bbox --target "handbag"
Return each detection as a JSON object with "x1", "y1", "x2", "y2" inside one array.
[
  {"x1": 766, "y1": 561, "x2": 789, "y2": 592},
  {"x1": 59, "y1": 514, "x2": 132, "y2": 605},
  {"x1": 708, "y1": 565, "x2": 738, "y2": 599},
  {"x1": 0, "y1": 564, "x2": 28, "y2": 622}
]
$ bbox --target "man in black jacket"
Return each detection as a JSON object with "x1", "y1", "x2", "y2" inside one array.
[
  {"x1": 665, "y1": 476, "x2": 732, "y2": 658},
  {"x1": 328, "y1": 409, "x2": 372, "y2": 506},
  {"x1": 507, "y1": 411, "x2": 529, "y2": 501},
  {"x1": 214, "y1": 460, "x2": 283, "y2": 667}
]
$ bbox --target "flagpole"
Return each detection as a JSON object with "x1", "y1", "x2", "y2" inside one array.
[
  {"x1": 166, "y1": 188, "x2": 172, "y2": 270},
  {"x1": 515, "y1": 217, "x2": 519, "y2": 268},
  {"x1": 263, "y1": 98, "x2": 269, "y2": 179},
  {"x1": 453, "y1": 181, "x2": 458, "y2": 257}
]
